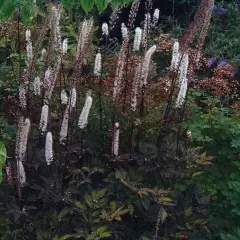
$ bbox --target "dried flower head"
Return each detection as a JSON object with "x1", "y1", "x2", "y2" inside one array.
[{"x1": 180, "y1": 0, "x2": 214, "y2": 51}]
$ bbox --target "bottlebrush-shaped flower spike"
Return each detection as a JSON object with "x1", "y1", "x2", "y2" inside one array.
[
  {"x1": 94, "y1": 53, "x2": 102, "y2": 76},
  {"x1": 141, "y1": 45, "x2": 156, "y2": 86},
  {"x1": 153, "y1": 8, "x2": 160, "y2": 26},
  {"x1": 121, "y1": 23, "x2": 129, "y2": 41},
  {"x1": 33, "y1": 77, "x2": 41, "y2": 96},
  {"x1": 76, "y1": 18, "x2": 94, "y2": 60},
  {"x1": 133, "y1": 27, "x2": 142, "y2": 52},
  {"x1": 112, "y1": 122, "x2": 120, "y2": 156},
  {"x1": 170, "y1": 41, "x2": 180, "y2": 71},
  {"x1": 26, "y1": 29, "x2": 33, "y2": 62},
  {"x1": 19, "y1": 118, "x2": 30, "y2": 161},
  {"x1": 176, "y1": 53, "x2": 189, "y2": 107},
  {"x1": 179, "y1": 53, "x2": 189, "y2": 86},
  {"x1": 51, "y1": 5, "x2": 62, "y2": 54},
  {"x1": 131, "y1": 62, "x2": 142, "y2": 111},
  {"x1": 61, "y1": 90, "x2": 68, "y2": 105},
  {"x1": 45, "y1": 132, "x2": 53, "y2": 165},
  {"x1": 62, "y1": 38, "x2": 68, "y2": 54},
  {"x1": 19, "y1": 84, "x2": 27, "y2": 108},
  {"x1": 15, "y1": 118, "x2": 31, "y2": 162},
  {"x1": 113, "y1": 41, "x2": 128, "y2": 101},
  {"x1": 25, "y1": 29, "x2": 31, "y2": 41},
  {"x1": 70, "y1": 88, "x2": 77, "y2": 108},
  {"x1": 39, "y1": 104, "x2": 49, "y2": 132},
  {"x1": 60, "y1": 104, "x2": 70, "y2": 143},
  {"x1": 102, "y1": 23, "x2": 109, "y2": 36},
  {"x1": 142, "y1": 13, "x2": 151, "y2": 48},
  {"x1": 78, "y1": 93, "x2": 93, "y2": 129},
  {"x1": 176, "y1": 77, "x2": 188, "y2": 108},
  {"x1": 41, "y1": 48, "x2": 46, "y2": 58},
  {"x1": 17, "y1": 160, "x2": 26, "y2": 185},
  {"x1": 43, "y1": 68, "x2": 52, "y2": 91}
]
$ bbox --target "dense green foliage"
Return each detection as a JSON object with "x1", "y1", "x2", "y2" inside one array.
[
  {"x1": 187, "y1": 100, "x2": 240, "y2": 239},
  {"x1": 0, "y1": 0, "x2": 133, "y2": 23}
]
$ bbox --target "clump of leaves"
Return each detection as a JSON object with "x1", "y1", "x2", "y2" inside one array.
[{"x1": 186, "y1": 98, "x2": 240, "y2": 239}]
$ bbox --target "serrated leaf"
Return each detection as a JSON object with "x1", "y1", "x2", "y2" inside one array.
[
  {"x1": 99, "y1": 232, "x2": 112, "y2": 238},
  {"x1": 0, "y1": 1, "x2": 15, "y2": 22},
  {"x1": 80, "y1": 0, "x2": 94, "y2": 13},
  {"x1": 192, "y1": 171, "x2": 203, "y2": 177},
  {"x1": 74, "y1": 201, "x2": 84, "y2": 209},
  {"x1": 59, "y1": 234, "x2": 72, "y2": 240},
  {"x1": 94, "y1": 0, "x2": 109, "y2": 13},
  {"x1": 161, "y1": 207, "x2": 167, "y2": 223}
]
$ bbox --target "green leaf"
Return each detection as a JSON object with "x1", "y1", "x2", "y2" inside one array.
[
  {"x1": 160, "y1": 206, "x2": 167, "y2": 223},
  {"x1": 20, "y1": 3, "x2": 32, "y2": 24},
  {"x1": 80, "y1": 0, "x2": 94, "y2": 13},
  {"x1": 94, "y1": 0, "x2": 109, "y2": 13},
  {"x1": 59, "y1": 235, "x2": 72, "y2": 240},
  {"x1": 0, "y1": 141, "x2": 6, "y2": 166},
  {"x1": 0, "y1": 1, "x2": 15, "y2": 22},
  {"x1": 110, "y1": 0, "x2": 120, "y2": 10}
]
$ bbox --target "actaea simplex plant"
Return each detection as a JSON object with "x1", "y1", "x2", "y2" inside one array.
[{"x1": 5, "y1": 0, "x2": 214, "y2": 238}]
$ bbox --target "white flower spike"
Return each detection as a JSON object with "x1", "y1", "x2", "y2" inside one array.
[{"x1": 78, "y1": 93, "x2": 93, "y2": 129}]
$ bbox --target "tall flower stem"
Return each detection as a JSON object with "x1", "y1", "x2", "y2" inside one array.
[
  {"x1": 135, "y1": 86, "x2": 145, "y2": 152},
  {"x1": 156, "y1": 71, "x2": 179, "y2": 156},
  {"x1": 176, "y1": 89, "x2": 189, "y2": 155},
  {"x1": 99, "y1": 37, "x2": 108, "y2": 148},
  {"x1": 122, "y1": 44, "x2": 130, "y2": 112}
]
